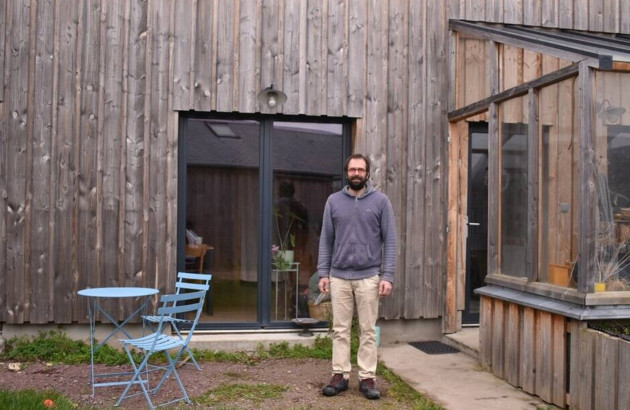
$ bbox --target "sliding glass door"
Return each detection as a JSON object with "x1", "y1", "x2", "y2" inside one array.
[{"x1": 179, "y1": 115, "x2": 348, "y2": 328}]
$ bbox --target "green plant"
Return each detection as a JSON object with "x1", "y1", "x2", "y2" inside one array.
[
  {"x1": 0, "y1": 389, "x2": 80, "y2": 410},
  {"x1": 1, "y1": 331, "x2": 133, "y2": 365},
  {"x1": 195, "y1": 382, "x2": 288, "y2": 406}
]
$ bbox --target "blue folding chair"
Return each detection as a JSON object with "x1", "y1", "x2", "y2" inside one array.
[
  {"x1": 116, "y1": 290, "x2": 206, "y2": 409},
  {"x1": 143, "y1": 272, "x2": 212, "y2": 370}
]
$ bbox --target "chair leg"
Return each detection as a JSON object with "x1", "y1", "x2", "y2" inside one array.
[
  {"x1": 172, "y1": 324, "x2": 202, "y2": 370},
  {"x1": 153, "y1": 348, "x2": 190, "y2": 405},
  {"x1": 116, "y1": 346, "x2": 155, "y2": 409}
]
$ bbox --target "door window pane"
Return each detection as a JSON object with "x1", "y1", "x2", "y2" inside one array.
[
  {"x1": 185, "y1": 119, "x2": 260, "y2": 322},
  {"x1": 271, "y1": 122, "x2": 343, "y2": 320}
]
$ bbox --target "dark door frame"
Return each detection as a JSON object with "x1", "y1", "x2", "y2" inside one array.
[{"x1": 177, "y1": 112, "x2": 351, "y2": 330}]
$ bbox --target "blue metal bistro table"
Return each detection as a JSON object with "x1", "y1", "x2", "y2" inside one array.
[{"x1": 78, "y1": 287, "x2": 159, "y2": 396}]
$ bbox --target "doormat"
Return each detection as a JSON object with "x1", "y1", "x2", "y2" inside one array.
[{"x1": 409, "y1": 341, "x2": 459, "y2": 355}]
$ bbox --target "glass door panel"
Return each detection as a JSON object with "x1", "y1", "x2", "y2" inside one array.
[
  {"x1": 271, "y1": 122, "x2": 343, "y2": 321},
  {"x1": 185, "y1": 119, "x2": 260, "y2": 322}
]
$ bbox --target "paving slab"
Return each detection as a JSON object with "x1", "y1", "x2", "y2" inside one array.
[{"x1": 379, "y1": 343, "x2": 552, "y2": 410}]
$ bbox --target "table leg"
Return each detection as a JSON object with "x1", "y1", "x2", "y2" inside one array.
[
  {"x1": 95, "y1": 298, "x2": 151, "y2": 349},
  {"x1": 87, "y1": 298, "x2": 96, "y2": 397}
]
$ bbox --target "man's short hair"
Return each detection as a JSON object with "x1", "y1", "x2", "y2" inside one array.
[{"x1": 344, "y1": 153, "x2": 371, "y2": 175}]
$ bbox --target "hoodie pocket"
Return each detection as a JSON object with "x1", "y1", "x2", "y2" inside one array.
[{"x1": 333, "y1": 242, "x2": 373, "y2": 269}]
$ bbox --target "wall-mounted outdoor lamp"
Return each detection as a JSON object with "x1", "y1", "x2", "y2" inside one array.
[
  {"x1": 596, "y1": 99, "x2": 626, "y2": 124},
  {"x1": 257, "y1": 84, "x2": 287, "y2": 109}
]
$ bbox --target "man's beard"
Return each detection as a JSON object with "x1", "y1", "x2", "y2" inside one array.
[{"x1": 348, "y1": 175, "x2": 367, "y2": 191}]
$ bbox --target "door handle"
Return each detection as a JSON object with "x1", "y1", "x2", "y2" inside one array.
[{"x1": 467, "y1": 222, "x2": 480, "y2": 226}]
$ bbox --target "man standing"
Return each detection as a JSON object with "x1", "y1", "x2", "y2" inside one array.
[{"x1": 318, "y1": 154, "x2": 397, "y2": 400}]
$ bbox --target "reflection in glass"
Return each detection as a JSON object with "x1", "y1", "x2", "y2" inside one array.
[
  {"x1": 499, "y1": 98, "x2": 528, "y2": 277},
  {"x1": 539, "y1": 78, "x2": 579, "y2": 287},
  {"x1": 185, "y1": 119, "x2": 260, "y2": 322},
  {"x1": 271, "y1": 122, "x2": 343, "y2": 321},
  {"x1": 594, "y1": 71, "x2": 630, "y2": 291}
]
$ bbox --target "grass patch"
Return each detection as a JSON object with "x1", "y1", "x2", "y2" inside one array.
[
  {"x1": 0, "y1": 389, "x2": 79, "y2": 410},
  {"x1": 195, "y1": 382, "x2": 288, "y2": 406},
  {"x1": 1, "y1": 331, "x2": 131, "y2": 365},
  {"x1": 378, "y1": 365, "x2": 444, "y2": 410}
]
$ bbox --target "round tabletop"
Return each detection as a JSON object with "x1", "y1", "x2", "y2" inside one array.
[{"x1": 78, "y1": 287, "x2": 159, "y2": 298}]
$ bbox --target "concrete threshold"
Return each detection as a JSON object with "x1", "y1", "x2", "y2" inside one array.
[
  {"x1": 441, "y1": 327, "x2": 480, "y2": 360},
  {"x1": 188, "y1": 329, "x2": 330, "y2": 352}
]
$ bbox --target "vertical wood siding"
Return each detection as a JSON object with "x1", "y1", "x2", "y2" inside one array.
[{"x1": 2, "y1": 0, "x2": 630, "y2": 324}]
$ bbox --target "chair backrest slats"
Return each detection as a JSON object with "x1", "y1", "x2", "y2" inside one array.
[{"x1": 159, "y1": 301, "x2": 205, "y2": 316}]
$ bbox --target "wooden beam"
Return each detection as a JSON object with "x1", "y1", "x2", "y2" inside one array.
[
  {"x1": 448, "y1": 63, "x2": 579, "y2": 122},
  {"x1": 526, "y1": 88, "x2": 539, "y2": 282},
  {"x1": 578, "y1": 61, "x2": 597, "y2": 293},
  {"x1": 488, "y1": 103, "x2": 499, "y2": 275}
]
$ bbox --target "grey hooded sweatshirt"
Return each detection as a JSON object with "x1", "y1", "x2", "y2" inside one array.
[{"x1": 317, "y1": 183, "x2": 397, "y2": 283}]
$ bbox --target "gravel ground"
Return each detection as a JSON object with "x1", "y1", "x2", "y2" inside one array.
[{"x1": 0, "y1": 358, "x2": 416, "y2": 409}]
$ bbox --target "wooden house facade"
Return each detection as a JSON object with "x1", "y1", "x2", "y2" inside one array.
[{"x1": 3, "y1": 4, "x2": 630, "y2": 403}]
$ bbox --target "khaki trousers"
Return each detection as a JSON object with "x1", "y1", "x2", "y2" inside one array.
[{"x1": 330, "y1": 275, "x2": 380, "y2": 380}]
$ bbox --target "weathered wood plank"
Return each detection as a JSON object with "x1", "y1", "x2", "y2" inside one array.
[
  {"x1": 456, "y1": 121, "x2": 468, "y2": 312},
  {"x1": 523, "y1": 0, "x2": 541, "y2": 26},
  {"x1": 526, "y1": 88, "x2": 538, "y2": 282},
  {"x1": 305, "y1": 0, "x2": 324, "y2": 115},
  {"x1": 485, "y1": 0, "x2": 503, "y2": 23},
  {"x1": 281, "y1": 0, "x2": 301, "y2": 115},
  {"x1": 568, "y1": 320, "x2": 582, "y2": 408},
  {"x1": 622, "y1": 0, "x2": 630, "y2": 34},
  {"x1": 619, "y1": 337, "x2": 630, "y2": 410},
  {"x1": 444, "y1": 122, "x2": 458, "y2": 333},
  {"x1": 101, "y1": 0, "x2": 125, "y2": 318},
  {"x1": 232, "y1": 0, "x2": 242, "y2": 112},
  {"x1": 259, "y1": 0, "x2": 280, "y2": 114},
  {"x1": 505, "y1": 303, "x2": 520, "y2": 386},
  {"x1": 172, "y1": 0, "x2": 194, "y2": 111},
  {"x1": 53, "y1": 0, "x2": 79, "y2": 323},
  {"x1": 487, "y1": 103, "x2": 499, "y2": 275},
  {"x1": 216, "y1": 0, "x2": 235, "y2": 112},
  {"x1": 29, "y1": 0, "x2": 55, "y2": 324},
  {"x1": 346, "y1": 0, "x2": 365, "y2": 118},
  {"x1": 504, "y1": 0, "x2": 523, "y2": 24},
  {"x1": 5, "y1": 0, "x2": 31, "y2": 324},
  {"x1": 577, "y1": 328, "x2": 595, "y2": 410},
  {"x1": 557, "y1": 0, "x2": 573, "y2": 29},
  {"x1": 326, "y1": 0, "x2": 346, "y2": 116},
  {"x1": 578, "y1": 61, "x2": 596, "y2": 293},
  {"x1": 0, "y1": 0, "x2": 6, "y2": 101},
  {"x1": 491, "y1": 299, "x2": 505, "y2": 378},
  {"x1": 364, "y1": 0, "x2": 387, "y2": 191},
  {"x1": 404, "y1": 0, "x2": 425, "y2": 319},
  {"x1": 588, "y1": 0, "x2": 605, "y2": 32},
  {"x1": 194, "y1": 0, "x2": 215, "y2": 111},
  {"x1": 76, "y1": 0, "x2": 101, "y2": 323},
  {"x1": 551, "y1": 314, "x2": 566, "y2": 407},
  {"x1": 594, "y1": 332, "x2": 619, "y2": 410},
  {"x1": 425, "y1": 0, "x2": 447, "y2": 318},
  {"x1": 541, "y1": 0, "x2": 558, "y2": 28},
  {"x1": 604, "y1": 0, "x2": 620, "y2": 33},
  {"x1": 480, "y1": 296, "x2": 493, "y2": 369},
  {"x1": 124, "y1": 0, "x2": 148, "y2": 294},
  {"x1": 384, "y1": 0, "x2": 407, "y2": 319},
  {"x1": 147, "y1": 0, "x2": 171, "y2": 296},
  {"x1": 574, "y1": 0, "x2": 589, "y2": 31},
  {"x1": 520, "y1": 306, "x2": 536, "y2": 393},
  {"x1": 535, "y1": 310, "x2": 553, "y2": 402},
  {"x1": 465, "y1": 0, "x2": 484, "y2": 21}
]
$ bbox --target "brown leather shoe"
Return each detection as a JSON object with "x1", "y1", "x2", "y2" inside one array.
[
  {"x1": 322, "y1": 373, "x2": 349, "y2": 396},
  {"x1": 359, "y1": 378, "x2": 380, "y2": 399}
]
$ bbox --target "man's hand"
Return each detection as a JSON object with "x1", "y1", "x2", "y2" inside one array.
[
  {"x1": 379, "y1": 280, "x2": 392, "y2": 297},
  {"x1": 319, "y1": 277, "x2": 330, "y2": 294}
]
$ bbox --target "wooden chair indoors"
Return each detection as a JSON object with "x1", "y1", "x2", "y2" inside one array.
[{"x1": 185, "y1": 243, "x2": 214, "y2": 315}]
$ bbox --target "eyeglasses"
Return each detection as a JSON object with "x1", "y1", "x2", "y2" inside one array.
[{"x1": 348, "y1": 167, "x2": 367, "y2": 174}]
